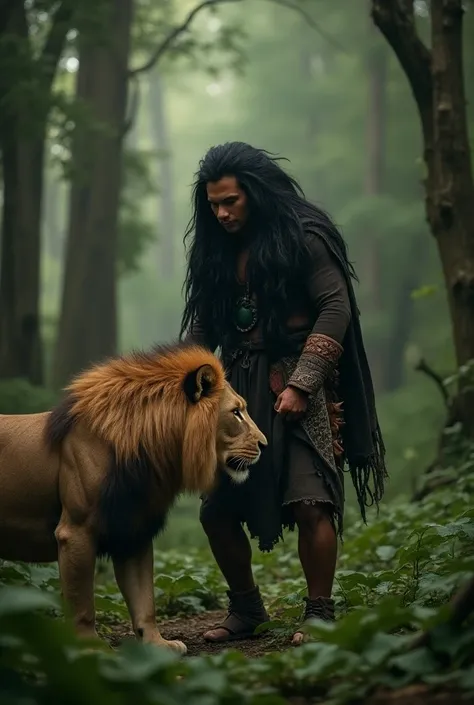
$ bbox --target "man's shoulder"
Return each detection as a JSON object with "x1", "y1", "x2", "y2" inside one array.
[
  {"x1": 300, "y1": 220, "x2": 347, "y2": 275},
  {"x1": 300, "y1": 217, "x2": 326, "y2": 242},
  {"x1": 300, "y1": 222, "x2": 326, "y2": 254}
]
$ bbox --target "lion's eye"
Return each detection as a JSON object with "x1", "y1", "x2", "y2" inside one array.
[{"x1": 233, "y1": 408, "x2": 243, "y2": 421}]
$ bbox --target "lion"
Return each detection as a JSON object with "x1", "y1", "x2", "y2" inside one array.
[{"x1": 0, "y1": 342, "x2": 267, "y2": 655}]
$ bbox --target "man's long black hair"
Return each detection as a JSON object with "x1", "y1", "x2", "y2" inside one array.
[{"x1": 180, "y1": 141, "x2": 356, "y2": 348}]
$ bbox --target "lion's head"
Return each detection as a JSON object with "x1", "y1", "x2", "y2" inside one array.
[
  {"x1": 47, "y1": 343, "x2": 266, "y2": 495},
  {"x1": 215, "y1": 381, "x2": 267, "y2": 484}
]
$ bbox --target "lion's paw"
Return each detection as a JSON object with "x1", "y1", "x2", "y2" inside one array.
[
  {"x1": 145, "y1": 635, "x2": 188, "y2": 656},
  {"x1": 164, "y1": 639, "x2": 187, "y2": 656}
]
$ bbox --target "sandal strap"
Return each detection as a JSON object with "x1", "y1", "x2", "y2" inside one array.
[
  {"x1": 217, "y1": 611, "x2": 260, "y2": 636},
  {"x1": 218, "y1": 586, "x2": 269, "y2": 634},
  {"x1": 227, "y1": 586, "x2": 267, "y2": 616},
  {"x1": 303, "y1": 596, "x2": 335, "y2": 622}
]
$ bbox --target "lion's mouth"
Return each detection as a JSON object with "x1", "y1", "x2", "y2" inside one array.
[
  {"x1": 226, "y1": 456, "x2": 249, "y2": 472},
  {"x1": 224, "y1": 452, "x2": 260, "y2": 484}
]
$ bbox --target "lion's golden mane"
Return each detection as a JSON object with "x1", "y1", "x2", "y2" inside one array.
[{"x1": 46, "y1": 342, "x2": 228, "y2": 559}]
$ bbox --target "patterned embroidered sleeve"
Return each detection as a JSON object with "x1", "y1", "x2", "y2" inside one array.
[{"x1": 288, "y1": 235, "x2": 351, "y2": 396}]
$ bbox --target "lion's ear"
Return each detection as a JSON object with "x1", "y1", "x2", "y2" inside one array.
[{"x1": 183, "y1": 364, "x2": 217, "y2": 403}]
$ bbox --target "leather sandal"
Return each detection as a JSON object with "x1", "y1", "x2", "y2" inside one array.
[
  {"x1": 203, "y1": 586, "x2": 270, "y2": 643},
  {"x1": 292, "y1": 596, "x2": 335, "y2": 645}
]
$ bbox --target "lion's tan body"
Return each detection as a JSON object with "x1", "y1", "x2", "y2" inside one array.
[
  {"x1": 0, "y1": 344, "x2": 266, "y2": 654},
  {"x1": 0, "y1": 414, "x2": 110, "y2": 563},
  {"x1": 0, "y1": 412, "x2": 61, "y2": 561}
]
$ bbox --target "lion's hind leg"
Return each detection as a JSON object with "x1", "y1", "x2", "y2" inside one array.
[
  {"x1": 55, "y1": 514, "x2": 98, "y2": 640},
  {"x1": 112, "y1": 542, "x2": 187, "y2": 655}
]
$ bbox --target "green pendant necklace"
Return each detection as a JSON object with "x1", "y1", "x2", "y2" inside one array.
[{"x1": 234, "y1": 281, "x2": 258, "y2": 333}]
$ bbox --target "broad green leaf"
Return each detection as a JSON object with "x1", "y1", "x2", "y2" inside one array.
[
  {"x1": 0, "y1": 586, "x2": 58, "y2": 618},
  {"x1": 375, "y1": 545, "x2": 398, "y2": 561}
]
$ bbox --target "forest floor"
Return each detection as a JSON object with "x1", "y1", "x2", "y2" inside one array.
[
  {"x1": 103, "y1": 611, "x2": 474, "y2": 705},
  {"x1": 5, "y1": 460, "x2": 472, "y2": 705},
  {"x1": 107, "y1": 608, "x2": 280, "y2": 657}
]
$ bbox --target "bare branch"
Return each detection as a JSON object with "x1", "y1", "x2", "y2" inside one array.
[
  {"x1": 129, "y1": 0, "x2": 348, "y2": 77},
  {"x1": 371, "y1": 0, "x2": 433, "y2": 141},
  {"x1": 40, "y1": 0, "x2": 74, "y2": 94},
  {"x1": 123, "y1": 74, "x2": 141, "y2": 138},
  {"x1": 271, "y1": 0, "x2": 349, "y2": 54},
  {"x1": 414, "y1": 357, "x2": 449, "y2": 407},
  {"x1": 411, "y1": 474, "x2": 455, "y2": 502},
  {"x1": 129, "y1": 0, "x2": 242, "y2": 77}
]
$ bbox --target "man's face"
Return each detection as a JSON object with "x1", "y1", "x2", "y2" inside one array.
[{"x1": 206, "y1": 176, "x2": 249, "y2": 234}]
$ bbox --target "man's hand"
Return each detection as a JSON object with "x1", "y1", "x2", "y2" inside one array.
[{"x1": 274, "y1": 386, "x2": 308, "y2": 421}]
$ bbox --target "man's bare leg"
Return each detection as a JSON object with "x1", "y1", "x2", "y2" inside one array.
[
  {"x1": 200, "y1": 515, "x2": 268, "y2": 641},
  {"x1": 203, "y1": 516, "x2": 255, "y2": 592},
  {"x1": 113, "y1": 542, "x2": 187, "y2": 654},
  {"x1": 292, "y1": 501, "x2": 338, "y2": 645}
]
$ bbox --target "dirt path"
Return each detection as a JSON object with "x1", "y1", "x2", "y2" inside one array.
[
  {"x1": 107, "y1": 608, "x2": 287, "y2": 657},
  {"x1": 105, "y1": 613, "x2": 474, "y2": 705},
  {"x1": 162, "y1": 609, "x2": 290, "y2": 656}
]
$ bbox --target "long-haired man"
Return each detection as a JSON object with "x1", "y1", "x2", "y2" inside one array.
[{"x1": 181, "y1": 142, "x2": 387, "y2": 645}]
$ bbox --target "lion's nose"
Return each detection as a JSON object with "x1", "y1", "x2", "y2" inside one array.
[{"x1": 258, "y1": 433, "x2": 268, "y2": 448}]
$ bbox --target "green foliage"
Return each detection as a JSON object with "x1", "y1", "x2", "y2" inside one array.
[
  {"x1": 411, "y1": 285, "x2": 439, "y2": 301},
  {"x1": 48, "y1": 91, "x2": 115, "y2": 177},
  {"x1": 1, "y1": 440, "x2": 473, "y2": 703},
  {"x1": 0, "y1": 379, "x2": 58, "y2": 414}
]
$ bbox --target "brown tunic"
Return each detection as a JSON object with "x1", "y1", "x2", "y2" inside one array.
[{"x1": 187, "y1": 234, "x2": 351, "y2": 550}]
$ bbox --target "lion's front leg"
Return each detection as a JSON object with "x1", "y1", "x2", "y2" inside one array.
[
  {"x1": 55, "y1": 515, "x2": 97, "y2": 640},
  {"x1": 112, "y1": 542, "x2": 187, "y2": 655}
]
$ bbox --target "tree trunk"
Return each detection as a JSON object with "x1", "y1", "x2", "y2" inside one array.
[
  {"x1": 0, "y1": 1, "x2": 72, "y2": 384},
  {"x1": 53, "y1": 0, "x2": 134, "y2": 388},
  {"x1": 428, "y1": 0, "x2": 474, "y2": 433},
  {"x1": 149, "y1": 69, "x2": 175, "y2": 279},
  {"x1": 0, "y1": 125, "x2": 44, "y2": 384},
  {"x1": 372, "y1": 0, "x2": 474, "y2": 436},
  {"x1": 0, "y1": 5, "x2": 43, "y2": 384}
]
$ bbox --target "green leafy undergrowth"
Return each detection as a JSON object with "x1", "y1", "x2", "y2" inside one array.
[
  {"x1": 1, "y1": 584, "x2": 473, "y2": 705},
  {"x1": 256, "y1": 452, "x2": 474, "y2": 637},
  {"x1": 1, "y1": 447, "x2": 474, "y2": 703},
  {"x1": 0, "y1": 379, "x2": 58, "y2": 414},
  {"x1": 0, "y1": 552, "x2": 225, "y2": 624}
]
